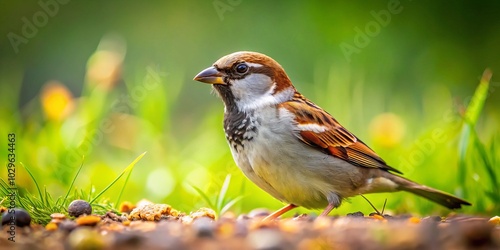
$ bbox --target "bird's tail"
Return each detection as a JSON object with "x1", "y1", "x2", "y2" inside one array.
[{"x1": 385, "y1": 173, "x2": 471, "y2": 209}]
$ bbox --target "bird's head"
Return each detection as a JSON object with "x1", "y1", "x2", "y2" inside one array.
[{"x1": 194, "y1": 51, "x2": 295, "y2": 111}]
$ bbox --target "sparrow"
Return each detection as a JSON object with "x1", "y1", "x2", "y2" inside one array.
[{"x1": 194, "y1": 51, "x2": 471, "y2": 220}]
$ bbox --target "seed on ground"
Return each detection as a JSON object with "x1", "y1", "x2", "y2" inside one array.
[
  {"x1": 68, "y1": 200, "x2": 92, "y2": 217},
  {"x1": 1, "y1": 208, "x2": 31, "y2": 227}
]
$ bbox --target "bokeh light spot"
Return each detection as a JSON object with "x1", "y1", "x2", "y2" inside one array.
[
  {"x1": 369, "y1": 112, "x2": 406, "y2": 148},
  {"x1": 146, "y1": 168, "x2": 175, "y2": 200}
]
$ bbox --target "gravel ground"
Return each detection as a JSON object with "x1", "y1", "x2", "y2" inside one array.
[{"x1": 1, "y1": 203, "x2": 499, "y2": 250}]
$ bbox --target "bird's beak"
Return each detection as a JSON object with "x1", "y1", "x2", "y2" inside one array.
[{"x1": 193, "y1": 66, "x2": 225, "y2": 84}]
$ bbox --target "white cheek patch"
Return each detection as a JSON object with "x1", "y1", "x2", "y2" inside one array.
[
  {"x1": 297, "y1": 123, "x2": 328, "y2": 133},
  {"x1": 231, "y1": 73, "x2": 272, "y2": 97},
  {"x1": 232, "y1": 74, "x2": 294, "y2": 111}
]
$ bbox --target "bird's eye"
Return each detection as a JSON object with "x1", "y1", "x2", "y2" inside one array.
[{"x1": 235, "y1": 63, "x2": 249, "y2": 74}]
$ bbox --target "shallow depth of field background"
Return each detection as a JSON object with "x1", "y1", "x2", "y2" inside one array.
[{"x1": 1, "y1": 1, "x2": 499, "y2": 216}]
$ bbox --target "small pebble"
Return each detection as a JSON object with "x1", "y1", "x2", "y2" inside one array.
[
  {"x1": 422, "y1": 215, "x2": 442, "y2": 222},
  {"x1": 248, "y1": 208, "x2": 271, "y2": 218},
  {"x1": 234, "y1": 219, "x2": 249, "y2": 237},
  {"x1": 119, "y1": 201, "x2": 136, "y2": 214},
  {"x1": 1, "y1": 208, "x2": 31, "y2": 227},
  {"x1": 488, "y1": 216, "x2": 500, "y2": 226},
  {"x1": 408, "y1": 217, "x2": 421, "y2": 224},
  {"x1": 370, "y1": 214, "x2": 385, "y2": 221},
  {"x1": 190, "y1": 207, "x2": 216, "y2": 220},
  {"x1": 104, "y1": 211, "x2": 122, "y2": 222},
  {"x1": 383, "y1": 214, "x2": 394, "y2": 219},
  {"x1": 347, "y1": 211, "x2": 364, "y2": 217},
  {"x1": 193, "y1": 217, "x2": 215, "y2": 238},
  {"x1": 293, "y1": 213, "x2": 311, "y2": 221},
  {"x1": 76, "y1": 215, "x2": 101, "y2": 226},
  {"x1": 237, "y1": 214, "x2": 250, "y2": 221},
  {"x1": 50, "y1": 213, "x2": 67, "y2": 225},
  {"x1": 159, "y1": 215, "x2": 178, "y2": 221},
  {"x1": 45, "y1": 222, "x2": 58, "y2": 231},
  {"x1": 59, "y1": 220, "x2": 77, "y2": 232},
  {"x1": 128, "y1": 203, "x2": 177, "y2": 221},
  {"x1": 68, "y1": 200, "x2": 92, "y2": 217},
  {"x1": 50, "y1": 213, "x2": 67, "y2": 220}
]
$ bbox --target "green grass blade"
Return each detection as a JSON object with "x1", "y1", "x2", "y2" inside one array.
[
  {"x1": 190, "y1": 184, "x2": 215, "y2": 209},
  {"x1": 44, "y1": 186, "x2": 50, "y2": 207},
  {"x1": 464, "y1": 69, "x2": 491, "y2": 126},
  {"x1": 472, "y1": 130, "x2": 499, "y2": 200},
  {"x1": 88, "y1": 184, "x2": 93, "y2": 201},
  {"x1": 89, "y1": 151, "x2": 147, "y2": 204},
  {"x1": 0, "y1": 178, "x2": 10, "y2": 193},
  {"x1": 216, "y1": 174, "x2": 231, "y2": 212},
  {"x1": 58, "y1": 156, "x2": 85, "y2": 207},
  {"x1": 457, "y1": 124, "x2": 470, "y2": 195},
  {"x1": 0, "y1": 179, "x2": 13, "y2": 206},
  {"x1": 457, "y1": 69, "x2": 492, "y2": 194},
  {"x1": 220, "y1": 196, "x2": 244, "y2": 216},
  {"x1": 115, "y1": 159, "x2": 135, "y2": 208},
  {"x1": 20, "y1": 163, "x2": 43, "y2": 203}
]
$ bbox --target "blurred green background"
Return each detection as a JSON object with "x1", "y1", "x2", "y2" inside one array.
[{"x1": 1, "y1": 0, "x2": 499, "y2": 218}]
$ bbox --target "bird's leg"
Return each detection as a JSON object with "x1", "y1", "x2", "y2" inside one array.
[
  {"x1": 319, "y1": 203, "x2": 336, "y2": 217},
  {"x1": 262, "y1": 204, "x2": 297, "y2": 222},
  {"x1": 320, "y1": 194, "x2": 341, "y2": 217}
]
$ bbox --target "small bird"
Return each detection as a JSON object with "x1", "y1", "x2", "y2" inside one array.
[{"x1": 194, "y1": 51, "x2": 471, "y2": 220}]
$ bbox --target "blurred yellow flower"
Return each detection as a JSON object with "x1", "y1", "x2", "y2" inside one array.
[
  {"x1": 368, "y1": 112, "x2": 406, "y2": 148},
  {"x1": 40, "y1": 81, "x2": 75, "y2": 121}
]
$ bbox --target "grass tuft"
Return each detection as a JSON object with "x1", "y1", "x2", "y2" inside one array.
[
  {"x1": 0, "y1": 152, "x2": 146, "y2": 224},
  {"x1": 457, "y1": 69, "x2": 498, "y2": 212},
  {"x1": 190, "y1": 174, "x2": 243, "y2": 218}
]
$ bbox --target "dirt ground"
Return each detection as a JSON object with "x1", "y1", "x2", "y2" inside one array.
[{"x1": 1, "y1": 203, "x2": 499, "y2": 250}]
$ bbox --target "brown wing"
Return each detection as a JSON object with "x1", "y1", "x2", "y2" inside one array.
[{"x1": 280, "y1": 95, "x2": 402, "y2": 174}]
